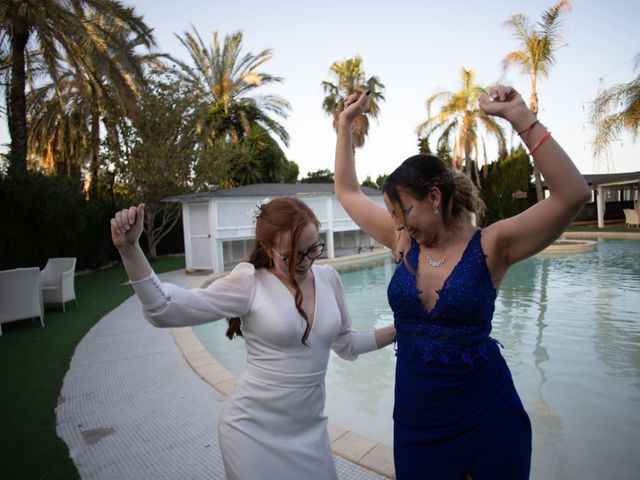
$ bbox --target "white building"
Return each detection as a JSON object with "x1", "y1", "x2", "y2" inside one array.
[{"x1": 166, "y1": 183, "x2": 385, "y2": 272}]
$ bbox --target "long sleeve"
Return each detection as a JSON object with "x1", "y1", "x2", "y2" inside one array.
[
  {"x1": 130, "y1": 262, "x2": 257, "y2": 328},
  {"x1": 325, "y1": 266, "x2": 379, "y2": 360}
]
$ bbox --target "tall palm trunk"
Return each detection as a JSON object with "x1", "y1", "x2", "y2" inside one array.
[
  {"x1": 530, "y1": 86, "x2": 544, "y2": 202},
  {"x1": 88, "y1": 95, "x2": 101, "y2": 200},
  {"x1": 8, "y1": 26, "x2": 29, "y2": 175}
]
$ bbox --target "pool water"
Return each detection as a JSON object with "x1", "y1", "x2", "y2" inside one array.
[{"x1": 194, "y1": 238, "x2": 640, "y2": 479}]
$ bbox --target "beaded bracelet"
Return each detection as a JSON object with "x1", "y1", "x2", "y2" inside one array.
[
  {"x1": 517, "y1": 120, "x2": 539, "y2": 136},
  {"x1": 529, "y1": 131, "x2": 552, "y2": 156}
]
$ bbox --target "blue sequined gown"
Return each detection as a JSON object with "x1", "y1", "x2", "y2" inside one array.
[{"x1": 388, "y1": 230, "x2": 531, "y2": 479}]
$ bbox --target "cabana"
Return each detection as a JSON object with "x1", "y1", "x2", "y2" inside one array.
[
  {"x1": 542, "y1": 171, "x2": 640, "y2": 227},
  {"x1": 165, "y1": 184, "x2": 384, "y2": 272}
]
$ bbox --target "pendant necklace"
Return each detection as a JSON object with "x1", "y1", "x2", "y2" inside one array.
[{"x1": 426, "y1": 244, "x2": 452, "y2": 268}]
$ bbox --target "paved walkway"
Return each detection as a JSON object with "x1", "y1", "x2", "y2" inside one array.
[{"x1": 56, "y1": 270, "x2": 387, "y2": 480}]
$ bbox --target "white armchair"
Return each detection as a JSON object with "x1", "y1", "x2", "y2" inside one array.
[
  {"x1": 0, "y1": 267, "x2": 45, "y2": 335},
  {"x1": 623, "y1": 209, "x2": 639, "y2": 228},
  {"x1": 41, "y1": 257, "x2": 78, "y2": 312}
]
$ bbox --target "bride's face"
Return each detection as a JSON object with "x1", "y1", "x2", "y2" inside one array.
[{"x1": 271, "y1": 222, "x2": 323, "y2": 282}]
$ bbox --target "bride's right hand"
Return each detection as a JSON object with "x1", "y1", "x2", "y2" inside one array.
[{"x1": 110, "y1": 204, "x2": 145, "y2": 248}]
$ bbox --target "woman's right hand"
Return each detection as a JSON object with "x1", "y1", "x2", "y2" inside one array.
[
  {"x1": 110, "y1": 204, "x2": 145, "y2": 249},
  {"x1": 338, "y1": 88, "x2": 370, "y2": 125}
]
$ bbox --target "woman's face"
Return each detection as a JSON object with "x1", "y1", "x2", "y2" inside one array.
[
  {"x1": 270, "y1": 222, "x2": 323, "y2": 282},
  {"x1": 383, "y1": 187, "x2": 441, "y2": 245}
]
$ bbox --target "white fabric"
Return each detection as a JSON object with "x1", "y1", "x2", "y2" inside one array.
[
  {"x1": 41, "y1": 257, "x2": 77, "y2": 311},
  {"x1": 0, "y1": 267, "x2": 44, "y2": 335},
  {"x1": 129, "y1": 272, "x2": 169, "y2": 310},
  {"x1": 135, "y1": 262, "x2": 378, "y2": 479}
]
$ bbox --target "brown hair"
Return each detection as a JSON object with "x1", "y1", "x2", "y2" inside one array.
[
  {"x1": 382, "y1": 154, "x2": 485, "y2": 228},
  {"x1": 383, "y1": 154, "x2": 485, "y2": 268},
  {"x1": 226, "y1": 197, "x2": 320, "y2": 345}
]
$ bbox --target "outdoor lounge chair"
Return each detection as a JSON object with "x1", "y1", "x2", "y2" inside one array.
[
  {"x1": 623, "y1": 209, "x2": 640, "y2": 228},
  {"x1": 41, "y1": 257, "x2": 78, "y2": 312},
  {"x1": 0, "y1": 267, "x2": 45, "y2": 335}
]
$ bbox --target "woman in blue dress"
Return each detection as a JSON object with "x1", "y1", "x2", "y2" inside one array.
[{"x1": 334, "y1": 86, "x2": 591, "y2": 479}]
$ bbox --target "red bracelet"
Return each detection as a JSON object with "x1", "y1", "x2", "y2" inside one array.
[
  {"x1": 529, "y1": 131, "x2": 552, "y2": 156},
  {"x1": 517, "y1": 120, "x2": 539, "y2": 136}
]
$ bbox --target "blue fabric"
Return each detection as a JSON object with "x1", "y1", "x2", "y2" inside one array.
[{"x1": 388, "y1": 230, "x2": 531, "y2": 479}]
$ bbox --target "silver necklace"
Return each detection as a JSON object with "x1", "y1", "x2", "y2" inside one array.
[
  {"x1": 426, "y1": 254, "x2": 447, "y2": 268},
  {"x1": 425, "y1": 244, "x2": 452, "y2": 268}
]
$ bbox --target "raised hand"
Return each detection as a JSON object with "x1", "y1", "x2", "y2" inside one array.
[
  {"x1": 111, "y1": 204, "x2": 145, "y2": 249},
  {"x1": 339, "y1": 88, "x2": 370, "y2": 124},
  {"x1": 479, "y1": 86, "x2": 532, "y2": 127}
]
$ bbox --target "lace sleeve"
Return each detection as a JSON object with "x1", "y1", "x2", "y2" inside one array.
[{"x1": 140, "y1": 263, "x2": 257, "y2": 328}]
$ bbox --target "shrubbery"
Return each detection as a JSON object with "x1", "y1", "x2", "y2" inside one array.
[
  {"x1": 0, "y1": 172, "x2": 115, "y2": 270},
  {"x1": 479, "y1": 146, "x2": 533, "y2": 226}
]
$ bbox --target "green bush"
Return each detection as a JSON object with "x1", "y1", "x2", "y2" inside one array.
[
  {"x1": 479, "y1": 146, "x2": 533, "y2": 226},
  {"x1": 0, "y1": 172, "x2": 117, "y2": 270}
]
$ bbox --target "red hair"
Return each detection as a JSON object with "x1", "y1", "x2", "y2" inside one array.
[{"x1": 226, "y1": 197, "x2": 320, "y2": 345}]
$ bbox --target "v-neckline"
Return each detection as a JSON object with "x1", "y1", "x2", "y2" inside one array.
[
  {"x1": 414, "y1": 230, "x2": 479, "y2": 316},
  {"x1": 265, "y1": 267, "x2": 318, "y2": 332}
]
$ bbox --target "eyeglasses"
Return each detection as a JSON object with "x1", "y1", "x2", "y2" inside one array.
[{"x1": 274, "y1": 242, "x2": 325, "y2": 265}]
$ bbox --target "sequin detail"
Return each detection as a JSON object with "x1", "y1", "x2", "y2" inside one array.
[{"x1": 388, "y1": 230, "x2": 499, "y2": 365}]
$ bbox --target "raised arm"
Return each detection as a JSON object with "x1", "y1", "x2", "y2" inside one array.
[
  {"x1": 110, "y1": 204, "x2": 256, "y2": 328},
  {"x1": 111, "y1": 204, "x2": 153, "y2": 281},
  {"x1": 335, "y1": 89, "x2": 398, "y2": 250},
  {"x1": 480, "y1": 87, "x2": 592, "y2": 266}
]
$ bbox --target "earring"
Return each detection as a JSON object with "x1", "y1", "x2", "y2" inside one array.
[{"x1": 433, "y1": 204, "x2": 439, "y2": 215}]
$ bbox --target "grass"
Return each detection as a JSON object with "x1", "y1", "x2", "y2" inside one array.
[{"x1": 0, "y1": 255, "x2": 185, "y2": 480}]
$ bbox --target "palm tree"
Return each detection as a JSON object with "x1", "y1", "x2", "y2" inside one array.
[
  {"x1": 417, "y1": 68, "x2": 506, "y2": 187},
  {"x1": 322, "y1": 56, "x2": 385, "y2": 151},
  {"x1": 27, "y1": 77, "x2": 89, "y2": 178},
  {"x1": 172, "y1": 28, "x2": 290, "y2": 152},
  {"x1": 502, "y1": 0, "x2": 572, "y2": 201},
  {"x1": 0, "y1": 0, "x2": 154, "y2": 176},
  {"x1": 592, "y1": 54, "x2": 640, "y2": 157},
  {"x1": 27, "y1": 28, "x2": 157, "y2": 191}
]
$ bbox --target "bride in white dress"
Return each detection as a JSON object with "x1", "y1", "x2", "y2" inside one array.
[{"x1": 110, "y1": 197, "x2": 396, "y2": 480}]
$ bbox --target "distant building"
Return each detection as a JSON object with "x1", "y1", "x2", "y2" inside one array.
[
  {"x1": 540, "y1": 171, "x2": 640, "y2": 227},
  {"x1": 165, "y1": 183, "x2": 384, "y2": 272}
]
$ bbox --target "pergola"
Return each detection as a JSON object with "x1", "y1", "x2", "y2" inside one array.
[
  {"x1": 165, "y1": 183, "x2": 384, "y2": 272},
  {"x1": 584, "y1": 171, "x2": 640, "y2": 228}
]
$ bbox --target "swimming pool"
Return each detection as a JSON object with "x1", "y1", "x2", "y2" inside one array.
[{"x1": 193, "y1": 238, "x2": 640, "y2": 479}]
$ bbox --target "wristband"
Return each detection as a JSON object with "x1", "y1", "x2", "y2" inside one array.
[
  {"x1": 529, "y1": 131, "x2": 552, "y2": 156},
  {"x1": 517, "y1": 120, "x2": 539, "y2": 136}
]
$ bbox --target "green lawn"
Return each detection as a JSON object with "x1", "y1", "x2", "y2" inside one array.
[{"x1": 0, "y1": 256, "x2": 185, "y2": 480}]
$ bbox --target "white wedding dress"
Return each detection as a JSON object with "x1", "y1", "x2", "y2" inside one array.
[{"x1": 132, "y1": 262, "x2": 379, "y2": 480}]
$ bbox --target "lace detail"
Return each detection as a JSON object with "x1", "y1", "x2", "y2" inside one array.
[{"x1": 388, "y1": 230, "x2": 499, "y2": 365}]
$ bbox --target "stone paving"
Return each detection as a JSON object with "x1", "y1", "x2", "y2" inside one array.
[{"x1": 56, "y1": 270, "x2": 388, "y2": 480}]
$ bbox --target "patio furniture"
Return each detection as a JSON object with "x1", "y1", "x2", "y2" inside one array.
[
  {"x1": 0, "y1": 267, "x2": 45, "y2": 335},
  {"x1": 41, "y1": 257, "x2": 78, "y2": 312},
  {"x1": 623, "y1": 209, "x2": 640, "y2": 228}
]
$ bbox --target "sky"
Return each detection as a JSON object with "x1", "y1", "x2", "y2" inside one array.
[{"x1": 3, "y1": 0, "x2": 638, "y2": 180}]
